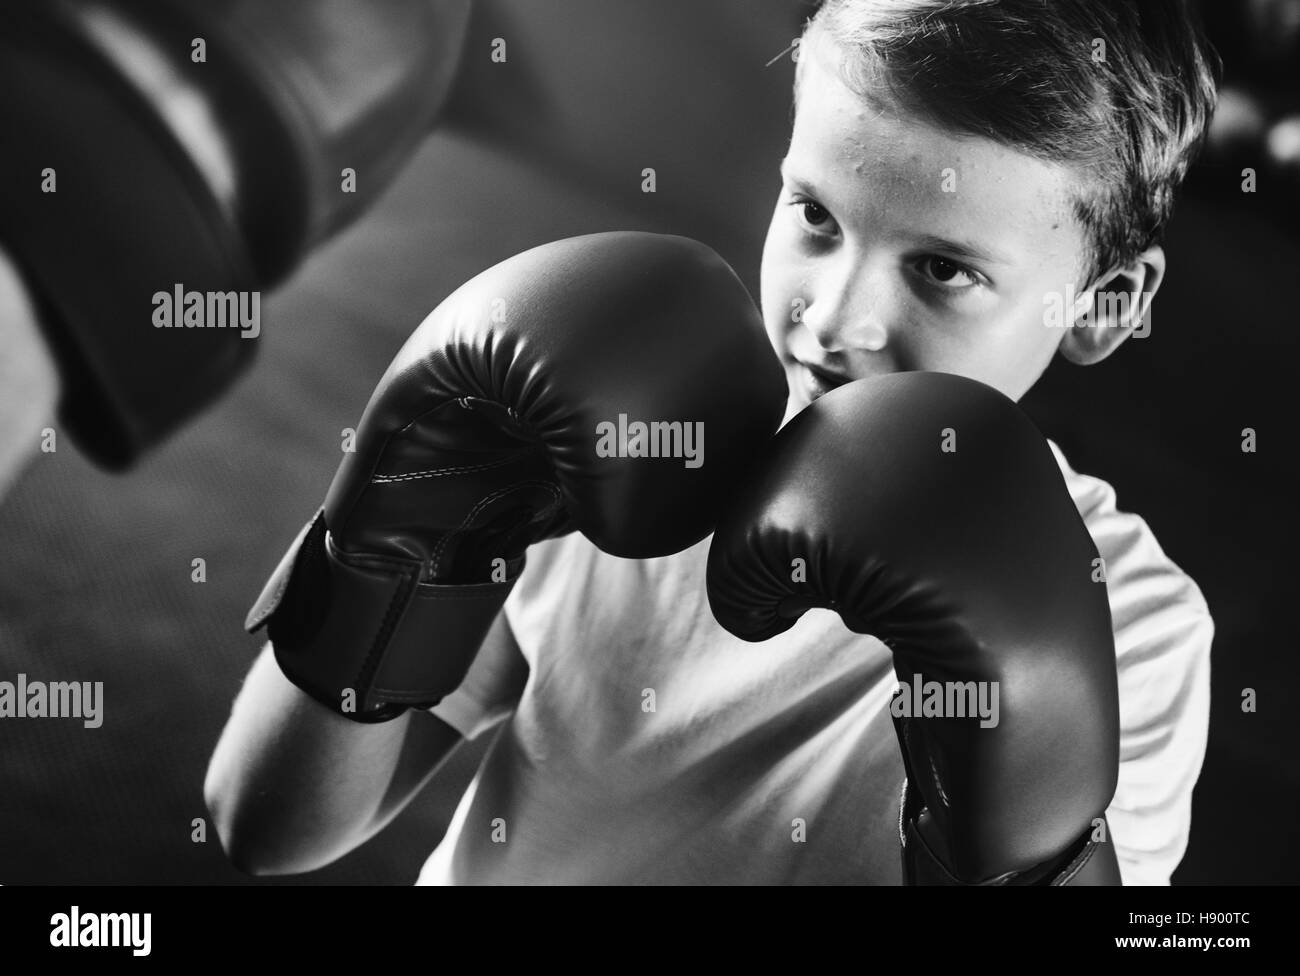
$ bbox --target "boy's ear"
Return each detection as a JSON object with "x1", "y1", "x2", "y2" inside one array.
[{"x1": 1059, "y1": 244, "x2": 1165, "y2": 366}]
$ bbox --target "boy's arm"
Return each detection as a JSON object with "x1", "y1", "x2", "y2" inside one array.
[{"x1": 204, "y1": 610, "x2": 527, "y2": 876}]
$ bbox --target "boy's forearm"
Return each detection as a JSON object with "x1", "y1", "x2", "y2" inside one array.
[{"x1": 204, "y1": 643, "x2": 426, "y2": 876}]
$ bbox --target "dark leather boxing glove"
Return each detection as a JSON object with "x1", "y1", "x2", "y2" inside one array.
[
  {"x1": 0, "y1": 0, "x2": 470, "y2": 468},
  {"x1": 706, "y1": 372, "x2": 1122, "y2": 885},
  {"x1": 247, "y1": 232, "x2": 787, "y2": 723}
]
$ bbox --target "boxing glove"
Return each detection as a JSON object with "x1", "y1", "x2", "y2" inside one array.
[
  {"x1": 247, "y1": 232, "x2": 787, "y2": 723},
  {"x1": 706, "y1": 372, "x2": 1121, "y2": 885},
  {"x1": 0, "y1": 0, "x2": 471, "y2": 468}
]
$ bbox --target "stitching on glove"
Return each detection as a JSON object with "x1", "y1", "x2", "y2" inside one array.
[
  {"x1": 1052, "y1": 835, "x2": 1100, "y2": 886},
  {"x1": 354, "y1": 563, "x2": 420, "y2": 713},
  {"x1": 370, "y1": 455, "x2": 518, "y2": 484},
  {"x1": 413, "y1": 584, "x2": 520, "y2": 600}
]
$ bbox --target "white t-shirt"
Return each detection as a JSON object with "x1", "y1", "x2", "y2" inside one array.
[{"x1": 420, "y1": 439, "x2": 1213, "y2": 885}]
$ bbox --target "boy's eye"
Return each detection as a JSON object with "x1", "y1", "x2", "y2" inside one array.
[
  {"x1": 800, "y1": 201, "x2": 831, "y2": 227},
  {"x1": 790, "y1": 196, "x2": 836, "y2": 236},
  {"x1": 918, "y1": 255, "x2": 980, "y2": 289}
]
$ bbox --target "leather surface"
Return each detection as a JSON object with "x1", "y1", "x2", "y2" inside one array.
[
  {"x1": 323, "y1": 232, "x2": 788, "y2": 563},
  {"x1": 708, "y1": 372, "x2": 1122, "y2": 883},
  {"x1": 252, "y1": 232, "x2": 788, "y2": 719},
  {"x1": 250, "y1": 510, "x2": 519, "y2": 719},
  {"x1": 899, "y1": 777, "x2": 1122, "y2": 885}
]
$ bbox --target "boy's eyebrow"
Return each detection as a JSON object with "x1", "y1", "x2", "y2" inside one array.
[
  {"x1": 911, "y1": 234, "x2": 1009, "y2": 267},
  {"x1": 778, "y1": 158, "x2": 818, "y2": 194}
]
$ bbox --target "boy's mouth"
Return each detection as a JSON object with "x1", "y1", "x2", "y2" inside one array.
[{"x1": 795, "y1": 359, "x2": 852, "y2": 402}]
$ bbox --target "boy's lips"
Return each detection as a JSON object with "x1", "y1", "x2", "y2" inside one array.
[{"x1": 794, "y1": 359, "x2": 852, "y2": 401}]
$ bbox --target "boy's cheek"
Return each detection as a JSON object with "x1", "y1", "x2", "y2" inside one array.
[
  {"x1": 763, "y1": 283, "x2": 805, "y2": 362},
  {"x1": 758, "y1": 259, "x2": 794, "y2": 357},
  {"x1": 759, "y1": 301, "x2": 791, "y2": 361},
  {"x1": 759, "y1": 204, "x2": 795, "y2": 292}
]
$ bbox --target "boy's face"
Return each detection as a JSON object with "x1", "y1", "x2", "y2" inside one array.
[{"x1": 761, "y1": 32, "x2": 1090, "y2": 414}]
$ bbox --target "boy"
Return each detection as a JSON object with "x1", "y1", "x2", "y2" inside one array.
[{"x1": 205, "y1": 0, "x2": 1217, "y2": 885}]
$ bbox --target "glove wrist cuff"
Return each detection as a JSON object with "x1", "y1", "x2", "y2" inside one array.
[
  {"x1": 246, "y1": 510, "x2": 518, "y2": 722},
  {"x1": 898, "y1": 779, "x2": 1118, "y2": 886}
]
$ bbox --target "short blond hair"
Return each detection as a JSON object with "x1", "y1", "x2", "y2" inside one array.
[{"x1": 797, "y1": 0, "x2": 1220, "y2": 282}]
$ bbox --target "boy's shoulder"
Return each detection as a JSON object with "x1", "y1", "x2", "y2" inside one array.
[{"x1": 1045, "y1": 439, "x2": 1214, "y2": 652}]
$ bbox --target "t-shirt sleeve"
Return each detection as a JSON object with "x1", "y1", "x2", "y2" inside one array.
[
  {"x1": 1050, "y1": 442, "x2": 1214, "y2": 886},
  {"x1": 426, "y1": 610, "x2": 530, "y2": 741}
]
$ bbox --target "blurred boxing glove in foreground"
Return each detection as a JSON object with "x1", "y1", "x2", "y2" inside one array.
[{"x1": 0, "y1": 0, "x2": 471, "y2": 468}]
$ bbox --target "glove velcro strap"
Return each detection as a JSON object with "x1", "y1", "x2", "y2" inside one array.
[
  {"x1": 246, "y1": 510, "x2": 518, "y2": 722},
  {"x1": 898, "y1": 778, "x2": 1118, "y2": 885}
]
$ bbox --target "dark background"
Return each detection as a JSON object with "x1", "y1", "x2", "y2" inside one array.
[{"x1": 0, "y1": 0, "x2": 1296, "y2": 883}]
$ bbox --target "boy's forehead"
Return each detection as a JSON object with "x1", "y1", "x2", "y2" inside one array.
[{"x1": 790, "y1": 33, "x2": 1078, "y2": 246}]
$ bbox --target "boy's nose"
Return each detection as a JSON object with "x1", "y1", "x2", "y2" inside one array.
[{"x1": 801, "y1": 293, "x2": 887, "y2": 355}]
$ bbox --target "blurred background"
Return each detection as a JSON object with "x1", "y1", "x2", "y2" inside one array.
[{"x1": 0, "y1": 0, "x2": 1296, "y2": 883}]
